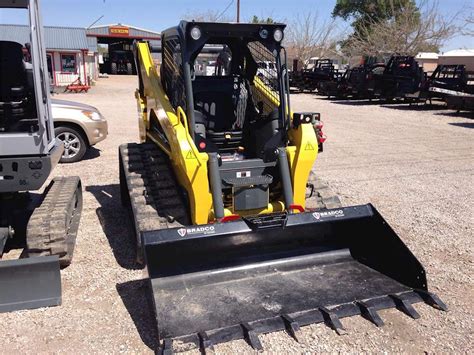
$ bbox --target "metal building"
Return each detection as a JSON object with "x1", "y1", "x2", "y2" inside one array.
[
  {"x1": 0, "y1": 24, "x2": 98, "y2": 87},
  {"x1": 86, "y1": 24, "x2": 161, "y2": 74}
]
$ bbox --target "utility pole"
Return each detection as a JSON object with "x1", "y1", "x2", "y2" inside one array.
[{"x1": 236, "y1": 0, "x2": 240, "y2": 23}]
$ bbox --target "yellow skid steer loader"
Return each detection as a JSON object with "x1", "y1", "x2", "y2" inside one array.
[{"x1": 119, "y1": 21, "x2": 446, "y2": 353}]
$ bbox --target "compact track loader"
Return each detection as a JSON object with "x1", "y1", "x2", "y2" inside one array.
[
  {"x1": 0, "y1": 0, "x2": 82, "y2": 312},
  {"x1": 119, "y1": 21, "x2": 447, "y2": 353}
]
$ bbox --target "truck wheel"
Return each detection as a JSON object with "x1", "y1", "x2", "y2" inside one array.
[
  {"x1": 127, "y1": 63, "x2": 133, "y2": 75},
  {"x1": 55, "y1": 126, "x2": 87, "y2": 163},
  {"x1": 111, "y1": 62, "x2": 117, "y2": 75}
]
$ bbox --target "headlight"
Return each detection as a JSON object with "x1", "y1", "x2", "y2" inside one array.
[
  {"x1": 82, "y1": 110, "x2": 103, "y2": 121},
  {"x1": 190, "y1": 26, "x2": 201, "y2": 40},
  {"x1": 259, "y1": 28, "x2": 269, "y2": 39},
  {"x1": 273, "y1": 28, "x2": 284, "y2": 42}
]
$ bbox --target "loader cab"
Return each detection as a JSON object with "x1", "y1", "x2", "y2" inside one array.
[{"x1": 160, "y1": 21, "x2": 290, "y2": 161}]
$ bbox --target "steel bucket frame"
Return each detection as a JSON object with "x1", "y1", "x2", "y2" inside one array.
[{"x1": 141, "y1": 204, "x2": 447, "y2": 353}]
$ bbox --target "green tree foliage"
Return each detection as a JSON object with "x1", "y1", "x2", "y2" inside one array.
[
  {"x1": 251, "y1": 15, "x2": 276, "y2": 24},
  {"x1": 332, "y1": 0, "x2": 456, "y2": 56},
  {"x1": 332, "y1": 0, "x2": 419, "y2": 36}
]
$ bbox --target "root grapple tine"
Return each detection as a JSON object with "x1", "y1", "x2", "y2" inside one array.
[
  {"x1": 320, "y1": 307, "x2": 346, "y2": 335},
  {"x1": 241, "y1": 323, "x2": 263, "y2": 350},
  {"x1": 390, "y1": 294, "x2": 420, "y2": 319},
  {"x1": 198, "y1": 332, "x2": 215, "y2": 354},
  {"x1": 161, "y1": 338, "x2": 173, "y2": 355},
  {"x1": 357, "y1": 301, "x2": 384, "y2": 327},
  {"x1": 416, "y1": 290, "x2": 448, "y2": 311},
  {"x1": 281, "y1": 314, "x2": 302, "y2": 342}
]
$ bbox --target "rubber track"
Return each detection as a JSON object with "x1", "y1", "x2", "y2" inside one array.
[
  {"x1": 27, "y1": 176, "x2": 82, "y2": 267},
  {"x1": 119, "y1": 143, "x2": 189, "y2": 259},
  {"x1": 306, "y1": 171, "x2": 343, "y2": 210}
]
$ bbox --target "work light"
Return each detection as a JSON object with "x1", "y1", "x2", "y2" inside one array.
[
  {"x1": 190, "y1": 26, "x2": 201, "y2": 40},
  {"x1": 273, "y1": 28, "x2": 283, "y2": 42},
  {"x1": 259, "y1": 28, "x2": 268, "y2": 39}
]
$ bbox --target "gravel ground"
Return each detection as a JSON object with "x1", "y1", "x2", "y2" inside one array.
[{"x1": 1, "y1": 76, "x2": 472, "y2": 353}]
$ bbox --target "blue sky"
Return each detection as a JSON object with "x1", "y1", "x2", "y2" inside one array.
[{"x1": 1, "y1": 0, "x2": 472, "y2": 51}]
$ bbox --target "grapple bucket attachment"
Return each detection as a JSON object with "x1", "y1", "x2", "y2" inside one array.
[
  {"x1": 142, "y1": 204, "x2": 446, "y2": 352},
  {"x1": 0, "y1": 255, "x2": 61, "y2": 312}
]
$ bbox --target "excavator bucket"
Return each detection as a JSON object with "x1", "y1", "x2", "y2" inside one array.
[{"x1": 142, "y1": 204, "x2": 447, "y2": 352}]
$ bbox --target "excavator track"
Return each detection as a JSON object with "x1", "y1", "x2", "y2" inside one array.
[
  {"x1": 27, "y1": 176, "x2": 82, "y2": 267},
  {"x1": 119, "y1": 143, "x2": 189, "y2": 262}
]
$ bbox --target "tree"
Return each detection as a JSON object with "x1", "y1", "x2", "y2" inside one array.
[
  {"x1": 333, "y1": 0, "x2": 418, "y2": 37},
  {"x1": 334, "y1": 0, "x2": 458, "y2": 56},
  {"x1": 462, "y1": 7, "x2": 474, "y2": 37},
  {"x1": 250, "y1": 15, "x2": 276, "y2": 24},
  {"x1": 285, "y1": 12, "x2": 341, "y2": 64}
]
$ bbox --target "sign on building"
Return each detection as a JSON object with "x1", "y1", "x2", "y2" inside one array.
[{"x1": 109, "y1": 26, "x2": 129, "y2": 36}]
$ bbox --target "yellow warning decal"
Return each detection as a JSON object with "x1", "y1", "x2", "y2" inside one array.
[
  {"x1": 304, "y1": 143, "x2": 314, "y2": 151},
  {"x1": 186, "y1": 151, "x2": 195, "y2": 159}
]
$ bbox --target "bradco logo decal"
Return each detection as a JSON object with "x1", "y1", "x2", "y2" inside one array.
[
  {"x1": 177, "y1": 226, "x2": 216, "y2": 237},
  {"x1": 312, "y1": 210, "x2": 345, "y2": 220}
]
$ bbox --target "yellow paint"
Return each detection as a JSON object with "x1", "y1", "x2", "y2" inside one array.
[
  {"x1": 136, "y1": 42, "x2": 212, "y2": 224},
  {"x1": 252, "y1": 76, "x2": 279, "y2": 114},
  {"x1": 252, "y1": 77, "x2": 318, "y2": 210},
  {"x1": 136, "y1": 41, "x2": 318, "y2": 224},
  {"x1": 135, "y1": 89, "x2": 147, "y2": 142},
  {"x1": 287, "y1": 123, "x2": 319, "y2": 208},
  {"x1": 208, "y1": 201, "x2": 286, "y2": 220}
]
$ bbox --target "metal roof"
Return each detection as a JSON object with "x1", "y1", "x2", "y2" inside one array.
[
  {"x1": 440, "y1": 49, "x2": 474, "y2": 57},
  {"x1": 0, "y1": 24, "x2": 90, "y2": 50},
  {"x1": 87, "y1": 36, "x2": 98, "y2": 52},
  {"x1": 415, "y1": 52, "x2": 439, "y2": 60},
  {"x1": 86, "y1": 24, "x2": 161, "y2": 39}
]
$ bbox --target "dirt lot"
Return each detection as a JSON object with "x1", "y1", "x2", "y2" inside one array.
[{"x1": 1, "y1": 76, "x2": 472, "y2": 353}]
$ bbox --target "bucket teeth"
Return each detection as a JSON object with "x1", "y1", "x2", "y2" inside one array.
[
  {"x1": 282, "y1": 314, "x2": 302, "y2": 342},
  {"x1": 320, "y1": 307, "x2": 346, "y2": 335},
  {"x1": 242, "y1": 322, "x2": 263, "y2": 350},
  {"x1": 161, "y1": 338, "x2": 173, "y2": 355},
  {"x1": 198, "y1": 332, "x2": 215, "y2": 354},
  {"x1": 416, "y1": 290, "x2": 448, "y2": 311},
  {"x1": 357, "y1": 301, "x2": 384, "y2": 327},
  {"x1": 154, "y1": 290, "x2": 447, "y2": 353},
  {"x1": 390, "y1": 294, "x2": 421, "y2": 319}
]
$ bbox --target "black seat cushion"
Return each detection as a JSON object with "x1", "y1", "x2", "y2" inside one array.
[
  {"x1": 193, "y1": 75, "x2": 251, "y2": 131},
  {"x1": 0, "y1": 41, "x2": 28, "y2": 101},
  {"x1": 0, "y1": 41, "x2": 36, "y2": 131},
  {"x1": 193, "y1": 76, "x2": 236, "y2": 130}
]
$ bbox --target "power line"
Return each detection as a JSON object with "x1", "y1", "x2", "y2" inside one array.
[
  {"x1": 87, "y1": 15, "x2": 104, "y2": 29},
  {"x1": 216, "y1": 0, "x2": 234, "y2": 21}
]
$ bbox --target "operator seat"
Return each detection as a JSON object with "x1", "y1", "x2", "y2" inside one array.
[
  {"x1": 193, "y1": 75, "x2": 252, "y2": 153},
  {"x1": 0, "y1": 41, "x2": 35, "y2": 132}
]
